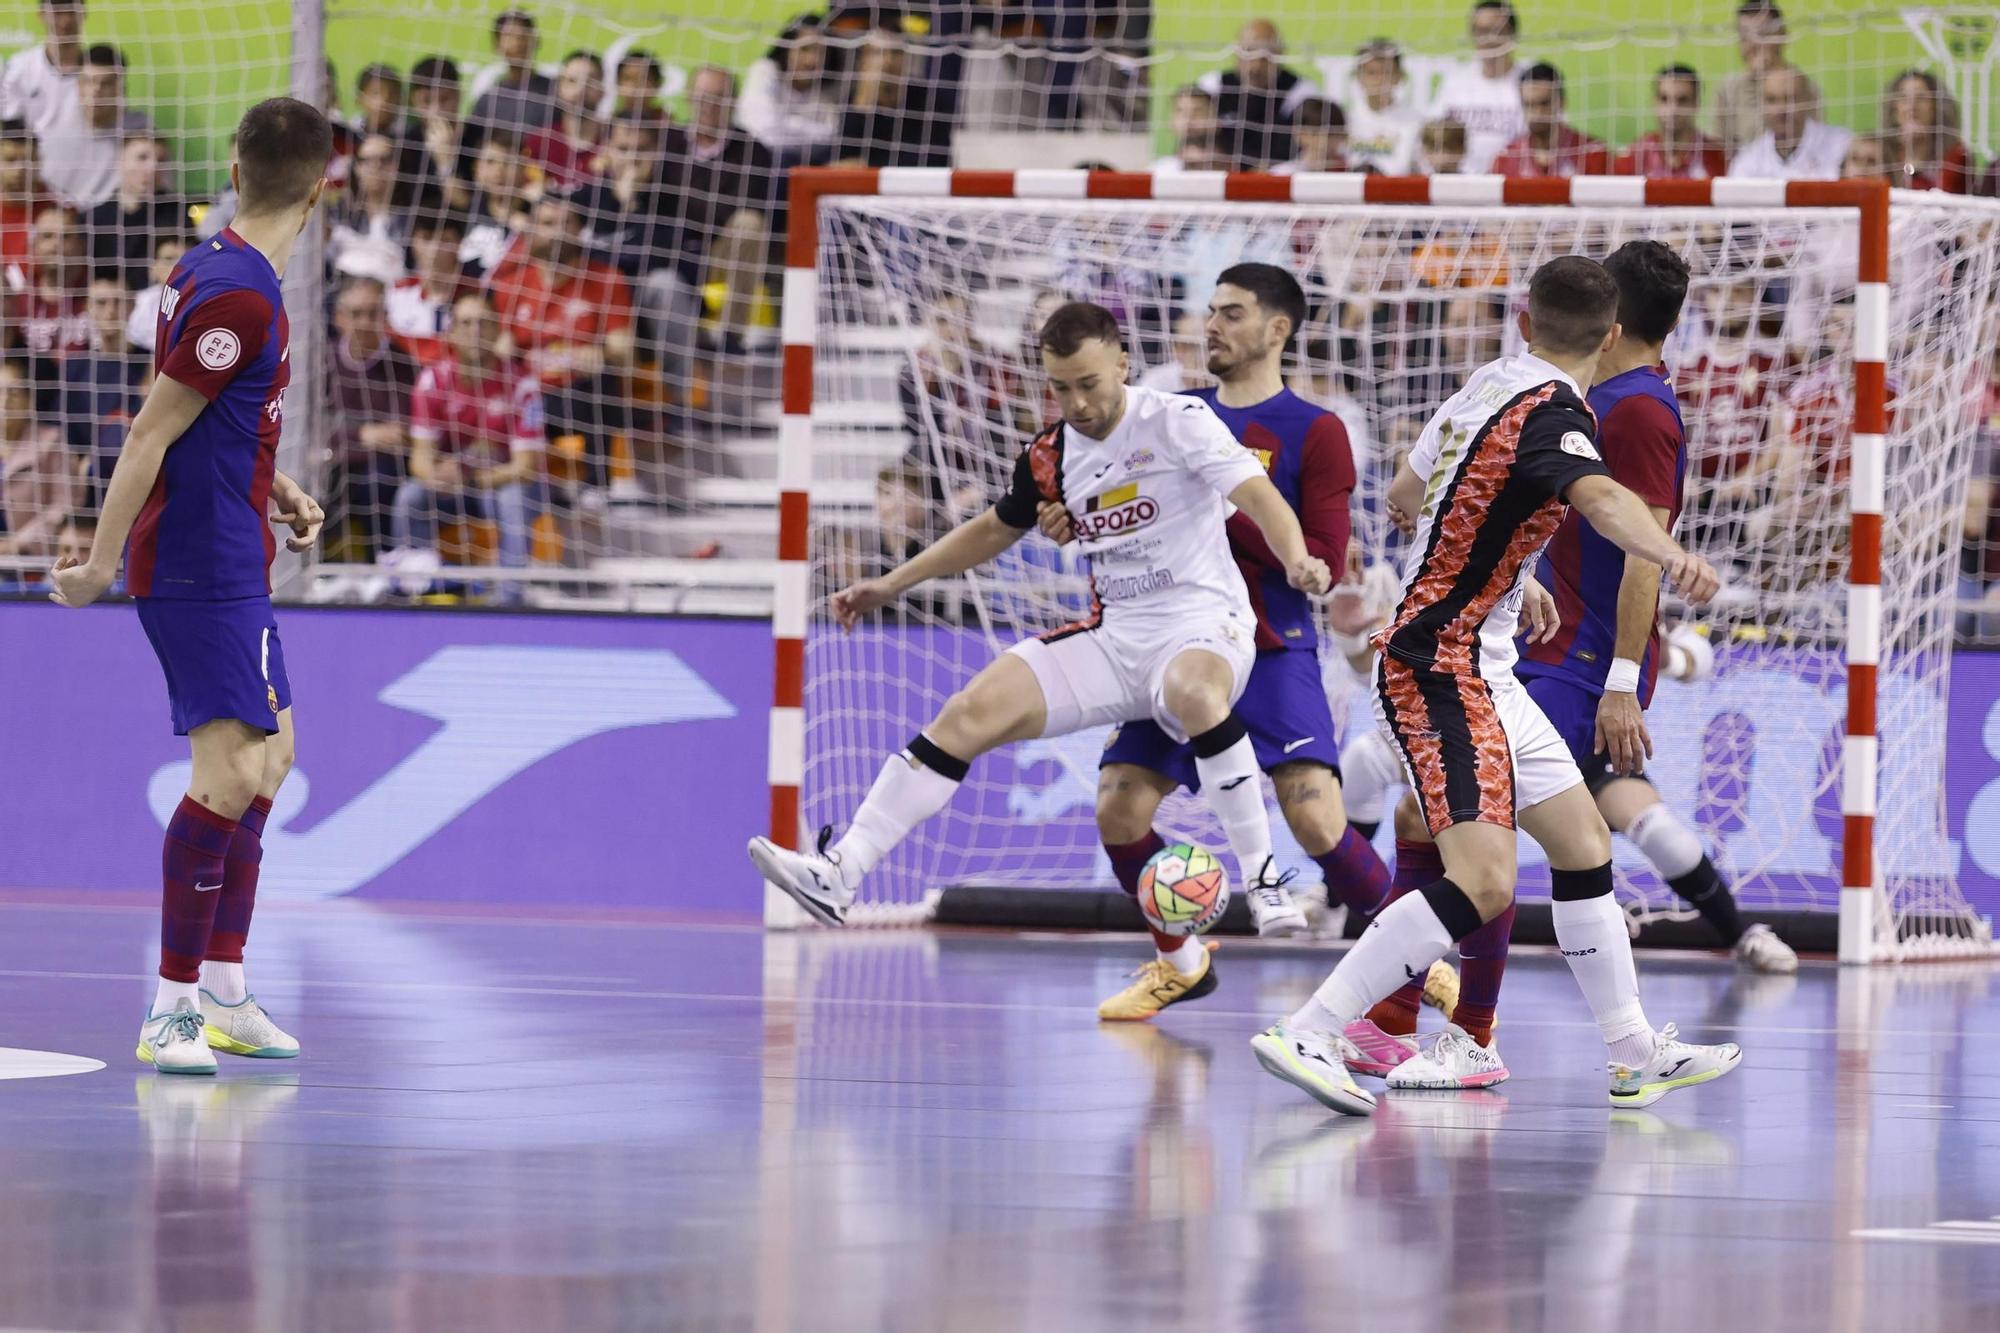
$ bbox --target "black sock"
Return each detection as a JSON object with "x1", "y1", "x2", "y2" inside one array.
[
  {"x1": 1669, "y1": 857, "x2": 1744, "y2": 943},
  {"x1": 1351, "y1": 820, "x2": 1379, "y2": 842}
]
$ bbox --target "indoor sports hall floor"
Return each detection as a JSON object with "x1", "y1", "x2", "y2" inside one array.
[{"x1": 2, "y1": 897, "x2": 1997, "y2": 1333}]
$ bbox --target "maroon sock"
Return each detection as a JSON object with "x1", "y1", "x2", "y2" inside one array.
[
  {"x1": 1369, "y1": 838, "x2": 1444, "y2": 1022},
  {"x1": 1453, "y1": 901, "x2": 1515, "y2": 1047},
  {"x1": 160, "y1": 797, "x2": 239, "y2": 983},
  {"x1": 1107, "y1": 831, "x2": 1179, "y2": 953},
  {"x1": 207, "y1": 796, "x2": 271, "y2": 966},
  {"x1": 1312, "y1": 824, "x2": 1392, "y2": 919}
]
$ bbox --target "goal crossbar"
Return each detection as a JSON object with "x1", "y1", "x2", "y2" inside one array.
[{"x1": 772, "y1": 167, "x2": 1897, "y2": 958}]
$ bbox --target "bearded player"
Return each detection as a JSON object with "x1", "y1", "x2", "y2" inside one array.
[
  {"x1": 50, "y1": 98, "x2": 332, "y2": 1074},
  {"x1": 1038, "y1": 264, "x2": 1455, "y2": 1021},
  {"x1": 749, "y1": 301, "x2": 1332, "y2": 927}
]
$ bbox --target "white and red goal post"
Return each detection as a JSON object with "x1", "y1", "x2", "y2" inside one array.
[{"x1": 770, "y1": 167, "x2": 2000, "y2": 961}]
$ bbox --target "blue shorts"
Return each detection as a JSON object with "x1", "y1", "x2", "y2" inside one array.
[
  {"x1": 1100, "y1": 649, "x2": 1340, "y2": 793},
  {"x1": 1520, "y1": 669, "x2": 1627, "y2": 793},
  {"x1": 136, "y1": 595, "x2": 291, "y2": 737}
]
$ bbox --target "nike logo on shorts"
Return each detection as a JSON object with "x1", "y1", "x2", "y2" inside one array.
[
  {"x1": 1282, "y1": 737, "x2": 1315, "y2": 754},
  {"x1": 193, "y1": 882, "x2": 223, "y2": 893}
]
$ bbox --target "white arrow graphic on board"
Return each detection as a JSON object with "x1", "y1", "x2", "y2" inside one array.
[{"x1": 147, "y1": 645, "x2": 735, "y2": 900}]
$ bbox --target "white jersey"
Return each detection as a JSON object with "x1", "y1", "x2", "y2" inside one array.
[
  {"x1": 1344, "y1": 95, "x2": 1427, "y2": 175},
  {"x1": 1431, "y1": 61, "x2": 1526, "y2": 174},
  {"x1": 995, "y1": 384, "x2": 1264, "y2": 629},
  {"x1": 1384, "y1": 352, "x2": 1608, "y2": 679}
]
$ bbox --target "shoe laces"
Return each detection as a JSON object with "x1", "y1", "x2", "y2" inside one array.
[
  {"x1": 1247, "y1": 861, "x2": 1297, "y2": 909},
  {"x1": 155, "y1": 1008, "x2": 204, "y2": 1047}
]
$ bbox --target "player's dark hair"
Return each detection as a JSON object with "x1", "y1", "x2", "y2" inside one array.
[
  {"x1": 411, "y1": 208, "x2": 467, "y2": 239},
  {"x1": 410, "y1": 56, "x2": 461, "y2": 92},
  {"x1": 1038, "y1": 302, "x2": 1123, "y2": 358},
  {"x1": 1472, "y1": 1, "x2": 1519, "y2": 37},
  {"x1": 492, "y1": 9, "x2": 537, "y2": 42},
  {"x1": 1657, "y1": 63, "x2": 1701, "y2": 97},
  {"x1": 1526, "y1": 255, "x2": 1619, "y2": 356},
  {"x1": 1216, "y1": 262, "x2": 1308, "y2": 348},
  {"x1": 1293, "y1": 97, "x2": 1345, "y2": 132},
  {"x1": 1522, "y1": 61, "x2": 1563, "y2": 98},
  {"x1": 233, "y1": 97, "x2": 333, "y2": 216},
  {"x1": 357, "y1": 63, "x2": 402, "y2": 94},
  {"x1": 84, "y1": 44, "x2": 125, "y2": 73},
  {"x1": 1603, "y1": 239, "x2": 1690, "y2": 345},
  {"x1": 619, "y1": 50, "x2": 664, "y2": 87}
]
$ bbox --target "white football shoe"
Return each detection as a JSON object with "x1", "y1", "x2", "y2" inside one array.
[
  {"x1": 137, "y1": 998, "x2": 216, "y2": 1076},
  {"x1": 1732, "y1": 923, "x2": 1798, "y2": 974},
  {"x1": 1385, "y1": 1023, "x2": 1510, "y2": 1090},
  {"x1": 201, "y1": 991, "x2": 300, "y2": 1058},
  {"x1": 748, "y1": 827, "x2": 853, "y2": 926},
  {"x1": 1250, "y1": 1022, "x2": 1377, "y2": 1117},
  {"x1": 1244, "y1": 858, "x2": 1309, "y2": 938},
  {"x1": 1608, "y1": 1023, "x2": 1743, "y2": 1109}
]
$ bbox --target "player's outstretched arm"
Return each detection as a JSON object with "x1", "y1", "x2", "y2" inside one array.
[
  {"x1": 829, "y1": 508, "x2": 1028, "y2": 630},
  {"x1": 48, "y1": 375, "x2": 209, "y2": 608},
  {"x1": 1225, "y1": 475, "x2": 1331, "y2": 596},
  {"x1": 1564, "y1": 474, "x2": 1719, "y2": 605}
]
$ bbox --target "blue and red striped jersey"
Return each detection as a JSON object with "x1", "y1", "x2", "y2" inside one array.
[
  {"x1": 1518, "y1": 364, "x2": 1686, "y2": 703},
  {"x1": 126, "y1": 228, "x2": 290, "y2": 600},
  {"x1": 1183, "y1": 386, "x2": 1354, "y2": 654}
]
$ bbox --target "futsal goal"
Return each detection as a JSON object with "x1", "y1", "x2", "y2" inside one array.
[{"x1": 770, "y1": 167, "x2": 2000, "y2": 964}]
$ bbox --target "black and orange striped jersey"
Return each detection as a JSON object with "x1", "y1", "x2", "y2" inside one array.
[{"x1": 1380, "y1": 352, "x2": 1611, "y2": 678}]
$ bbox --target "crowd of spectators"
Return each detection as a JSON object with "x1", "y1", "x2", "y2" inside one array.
[{"x1": 0, "y1": 0, "x2": 1997, "y2": 606}]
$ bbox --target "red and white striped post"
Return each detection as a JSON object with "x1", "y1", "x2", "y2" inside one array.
[{"x1": 770, "y1": 169, "x2": 1892, "y2": 947}]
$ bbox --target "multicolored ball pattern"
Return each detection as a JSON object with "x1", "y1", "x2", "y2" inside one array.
[{"x1": 1136, "y1": 841, "x2": 1231, "y2": 937}]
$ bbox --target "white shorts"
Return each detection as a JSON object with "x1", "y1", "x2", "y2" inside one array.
[
  {"x1": 1374, "y1": 656, "x2": 1583, "y2": 833},
  {"x1": 1007, "y1": 613, "x2": 1256, "y2": 743}
]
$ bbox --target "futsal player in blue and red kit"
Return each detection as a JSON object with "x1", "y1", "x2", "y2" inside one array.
[
  {"x1": 50, "y1": 98, "x2": 335, "y2": 1075},
  {"x1": 1043, "y1": 264, "x2": 1454, "y2": 1021}
]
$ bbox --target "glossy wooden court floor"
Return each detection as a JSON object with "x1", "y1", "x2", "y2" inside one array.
[{"x1": 2, "y1": 897, "x2": 1997, "y2": 1332}]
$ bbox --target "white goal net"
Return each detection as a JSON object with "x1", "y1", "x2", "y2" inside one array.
[{"x1": 802, "y1": 186, "x2": 2000, "y2": 958}]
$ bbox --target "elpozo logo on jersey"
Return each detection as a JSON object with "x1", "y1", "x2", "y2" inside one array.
[{"x1": 1077, "y1": 481, "x2": 1158, "y2": 538}]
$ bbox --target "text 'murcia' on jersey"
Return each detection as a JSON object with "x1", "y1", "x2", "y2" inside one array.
[
  {"x1": 1520, "y1": 364, "x2": 1688, "y2": 704},
  {"x1": 1381, "y1": 351, "x2": 1613, "y2": 679},
  {"x1": 993, "y1": 384, "x2": 1267, "y2": 628},
  {"x1": 1182, "y1": 385, "x2": 1355, "y2": 654},
  {"x1": 126, "y1": 228, "x2": 291, "y2": 600}
]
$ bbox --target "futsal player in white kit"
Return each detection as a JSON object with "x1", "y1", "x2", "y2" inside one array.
[{"x1": 748, "y1": 301, "x2": 1333, "y2": 925}]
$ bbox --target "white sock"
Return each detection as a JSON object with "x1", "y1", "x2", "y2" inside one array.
[
  {"x1": 1625, "y1": 803, "x2": 1705, "y2": 880},
  {"x1": 152, "y1": 978, "x2": 200, "y2": 1017},
  {"x1": 1193, "y1": 733, "x2": 1273, "y2": 882},
  {"x1": 1551, "y1": 888, "x2": 1654, "y2": 1063},
  {"x1": 830, "y1": 742, "x2": 965, "y2": 883},
  {"x1": 202, "y1": 960, "x2": 247, "y2": 1005},
  {"x1": 1159, "y1": 936, "x2": 1205, "y2": 973},
  {"x1": 1295, "y1": 892, "x2": 1457, "y2": 1032}
]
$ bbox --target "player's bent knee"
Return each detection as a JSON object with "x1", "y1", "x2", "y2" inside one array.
[
  {"x1": 1520, "y1": 783, "x2": 1613, "y2": 871},
  {"x1": 1277, "y1": 789, "x2": 1345, "y2": 857},
  {"x1": 1094, "y1": 773, "x2": 1163, "y2": 846}
]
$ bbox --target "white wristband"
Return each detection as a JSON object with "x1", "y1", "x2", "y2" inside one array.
[{"x1": 1604, "y1": 658, "x2": 1642, "y2": 695}]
